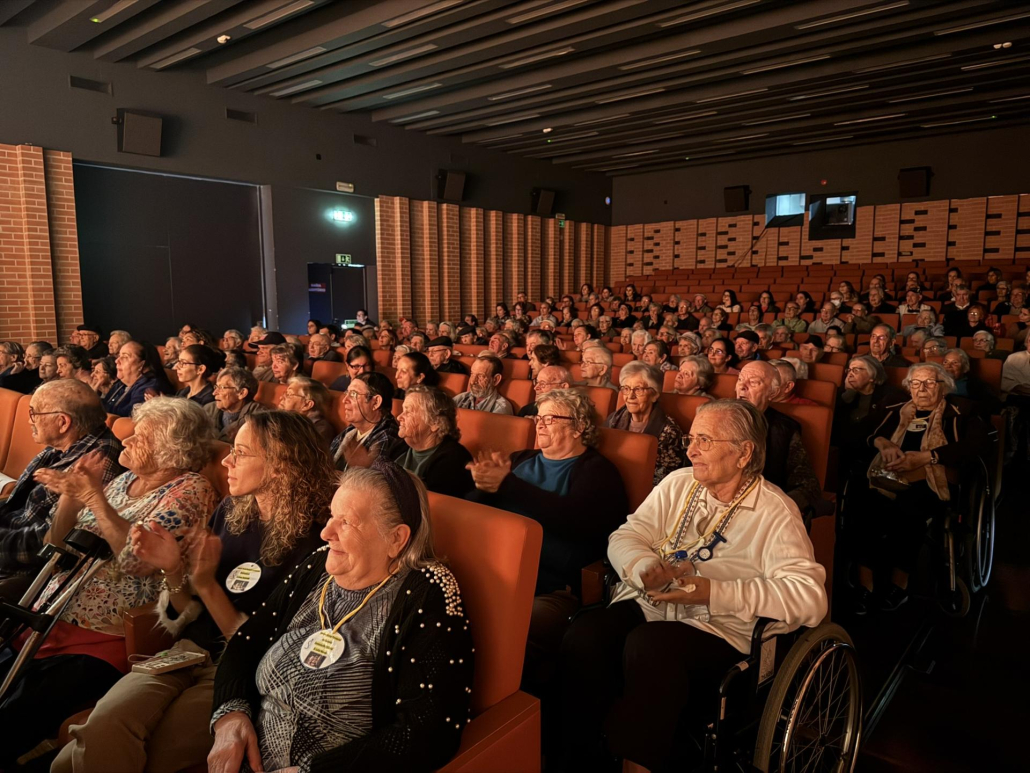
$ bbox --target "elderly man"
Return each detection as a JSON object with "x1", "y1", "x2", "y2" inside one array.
[
  {"x1": 426, "y1": 336, "x2": 468, "y2": 374},
  {"x1": 515, "y1": 289, "x2": 537, "y2": 311},
  {"x1": 734, "y1": 330, "x2": 761, "y2": 363},
  {"x1": 754, "y1": 323, "x2": 774, "y2": 350},
  {"x1": 489, "y1": 331, "x2": 514, "y2": 360},
  {"x1": 844, "y1": 302, "x2": 878, "y2": 335},
  {"x1": 776, "y1": 301, "x2": 808, "y2": 333},
  {"x1": 771, "y1": 326, "x2": 793, "y2": 346},
  {"x1": 578, "y1": 345, "x2": 618, "y2": 391},
  {"x1": 869, "y1": 324, "x2": 911, "y2": 369},
  {"x1": 825, "y1": 333, "x2": 848, "y2": 354},
  {"x1": 866, "y1": 287, "x2": 896, "y2": 315},
  {"x1": 897, "y1": 289, "x2": 931, "y2": 316},
  {"x1": 770, "y1": 359, "x2": 816, "y2": 405},
  {"x1": 519, "y1": 364, "x2": 572, "y2": 417},
  {"x1": 630, "y1": 330, "x2": 652, "y2": 360},
  {"x1": 250, "y1": 331, "x2": 286, "y2": 382},
  {"x1": 525, "y1": 329, "x2": 553, "y2": 359},
  {"x1": 973, "y1": 330, "x2": 1008, "y2": 361},
  {"x1": 692, "y1": 294, "x2": 712, "y2": 314},
  {"x1": 530, "y1": 302, "x2": 558, "y2": 328},
  {"x1": 942, "y1": 285, "x2": 973, "y2": 336},
  {"x1": 454, "y1": 353, "x2": 513, "y2": 414},
  {"x1": 306, "y1": 332, "x2": 342, "y2": 363},
  {"x1": 675, "y1": 300, "x2": 700, "y2": 331},
  {"x1": 0, "y1": 380, "x2": 123, "y2": 597},
  {"x1": 220, "y1": 329, "x2": 244, "y2": 352},
  {"x1": 808, "y1": 303, "x2": 840, "y2": 335},
  {"x1": 798, "y1": 335, "x2": 825, "y2": 365},
  {"x1": 0, "y1": 341, "x2": 50, "y2": 394},
  {"x1": 76, "y1": 323, "x2": 108, "y2": 360},
  {"x1": 733, "y1": 360, "x2": 822, "y2": 515}
]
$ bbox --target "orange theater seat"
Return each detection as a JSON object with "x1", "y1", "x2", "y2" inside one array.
[
  {"x1": 255, "y1": 382, "x2": 286, "y2": 409},
  {"x1": 809, "y1": 362, "x2": 845, "y2": 385},
  {"x1": 579, "y1": 385, "x2": 616, "y2": 425},
  {"x1": 372, "y1": 349, "x2": 392, "y2": 369},
  {"x1": 500, "y1": 358, "x2": 531, "y2": 381},
  {"x1": 971, "y1": 357, "x2": 1003, "y2": 393},
  {"x1": 201, "y1": 441, "x2": 232, "y2": 499},
  {"x1": 709, "y1": 373, "x2": 738, "y2": 399},
  {"x1": 428, "y1": 494, "x2": 543, "y2": 773},
  {"x1": 596, "y1": 427, "x2": 658, "y2": 511},
  {"x1": 658, "y1": 393, "x2": 710, "y2": 431},
  {"x1": 111, "y1": 417, "x2": 134, "y2": 441},
  {"x1": 498, "y1": 379, "x2": 534, "y2": 412},
  {"x1": 455, "y1": 409, "x2": 535, "y2": 459},
  {"x1": 791, "y1": 379, "x2": 837, "y2": 408},
  {"x1": 772, "y1": 402, "x2": 833, "y2": 490},
  {"x1": 0, "y1": 387, "x2": 24, "y2": 471},
  {"x1": 311, "y1": 360, "x2": 348, "y2": 388},
  {"x1": 1, "y1": 396, "x2": 42, "y2": 495},
  {"x1": 437, "y1": 371, "x2": 469, "y2": 398}
]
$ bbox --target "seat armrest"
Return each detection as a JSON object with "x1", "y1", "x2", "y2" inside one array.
[
  {"x1": 123, "y1": 602, "x2": 175, "y2": 657},
  {"x1": 580, "y1": 560, "x2": 612, "y2": 606},
  {"x1": 438, "y1": 691, "x2": 541, "y2": 773}
]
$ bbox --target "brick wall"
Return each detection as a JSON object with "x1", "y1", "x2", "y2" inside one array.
[{"x1": 0, "y1": 143, "x2": 82, "y2": 344}]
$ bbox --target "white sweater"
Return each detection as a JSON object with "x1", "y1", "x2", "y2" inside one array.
[{"x1": 608, "y1": 468, "x2": 827, "y2": 653}]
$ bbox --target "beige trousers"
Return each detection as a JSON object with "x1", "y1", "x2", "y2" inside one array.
[{"x1": 51, "y1": 640, "x2": 218, "y2": 773}]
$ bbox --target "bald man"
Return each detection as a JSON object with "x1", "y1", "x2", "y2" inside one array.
[
  {"x1": 733, "y1": 361, "x2": 821, "y2": 515},
  {"x1": 0, "y1": 379, "x2": 124, "y2": 598},
  {"x1": 518, "y1": 365, "x2": 572, "y2": 418}
]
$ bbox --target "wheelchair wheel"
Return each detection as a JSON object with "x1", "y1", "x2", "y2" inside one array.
[
  {"x1": 938, "y1": 576, "x2": 971, "y2": 618},
  {"x1": 753, "y1": 623, "x2": 862, "y2": 773},
  {"x1": 963, "y1": 460, "x2": 995, "y2": 592}
]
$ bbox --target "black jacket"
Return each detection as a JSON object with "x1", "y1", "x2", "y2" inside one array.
[
  {"x1": 389, "y1": 436, "x2": 473, "y2": 498},
  {"x1": 436, "y1": 359, "x2": 469, "y2": 375},
  {"x1": 0, "y1": 368, "x2": 40, "y2": 395},
  {"x1": 212, "y1": 551, "x2": 474, "y2": 773},
  {"x1": 866, "y1": 400, "x2": 989, "y2": 470}
]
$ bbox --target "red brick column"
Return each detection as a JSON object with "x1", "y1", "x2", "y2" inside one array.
[
  {"x1": 409, "y1": 199, "x2": 440, "y2": 326},
  {"x1": 609, "y1": 225, "x2": 627, "y2": 285},
  {"x1": 525, "y1": 216, "x2": 542, "y2": 302},
  {"x1": 484, "y1": 210, "x2": 504, "y2": 317},
  {"x1": 43, "y1": 150, "x2": 83, "y2": 342},
  {"x1": 460, "y1": 207, "x2": 485, "y2": 320},
  {"x1": 504, "y1": 212, "x2": 525, "y2": 305},
  {"x1": 438, "y1": 204, "x2": 461, "y2": 324},
  {"x1": 560, "y1": 221, "x2": 575, "y2": 296},
  {"x1": 375, "y1": 196, "x2": 413, "y2": 324},
  {"x1": 591, "y1": 223, "x2": 607, "y2": 290},
  {"x1": 541, "y1": 218, "x2": 560, "y2": 297}
]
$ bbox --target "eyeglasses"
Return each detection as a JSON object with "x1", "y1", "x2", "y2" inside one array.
[
  {"x1": 580, "y1": 359, "x2": 605, "y2": 366},
  {"x1": 344, "y1": 390, "x2": 372, "y2": 401},
  {"x1": 28, "y1": 409, "x2": 66, "y2": 423},
  {"x1": 176, "y1": 360, "x2": 198, "y2": 367},
  {"x1": 844, "y1": 367, "x2": 870, "y2": 376},
  {"x1": 228, "y1": 446, "x2": 258, "y2": 463},
  {"x1": 683, "y1": 435, "x2": 738, "y2": 452},
  {"x1": 531, "y1": 414, "x2": 575, "y2": 426},
  {"x1": 212, "y1": 384, "x2": 237, "y2": 392},
  {"x1": 618, "y1": 386, "x2": 655, "y2": 397},
  {"x1": 909, "y1": 379, "x2": 942, "y2": 390}
]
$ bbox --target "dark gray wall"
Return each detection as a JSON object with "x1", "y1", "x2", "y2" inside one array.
[
  {"x1": 0, "y1": 27, "x2": 611, "y2": 223},
  {"x1": 611, "y1": 126, "x2": 1030, "y2": 225}
]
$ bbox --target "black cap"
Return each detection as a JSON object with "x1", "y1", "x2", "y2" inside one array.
[
  {"x1": 427, "y1": 336, "x2": 454, "y2": 349},
  {"x1": 737, "y1": 330, "x2": 760, "y2": 344},
  {"x1": 457, "y1": 326, "x2": 475, "y2": 337},
  {"x1": 805, "y1": 334, "x2": 824, "y2": 348},
  {"x1": 255, "y1": 332, "x2": 287, "y2": 346},
  {"x1": 77, "y1": 323, "x2": 102, "y2": 335}
]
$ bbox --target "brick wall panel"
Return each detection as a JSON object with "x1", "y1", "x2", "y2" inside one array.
[
  {"x1": 503, "y1": 212, "x2": 526, "y2": 306},
  {"x1": 375, "y1": 196, "x2": 412, "y2": 323},
  {"x1": 841, "y1": 206, "x2": 875, "y2": 264},
  {"x1": 459, "y1": 207, "x2": 484, "y2": 320},
  {"x1": 775, "y1": 226, "x2": 801, "y2": 266},
  {"x1": 984, "y1": 195, "x2": 1018, "y2": 263},
  {"x1": 872, "y1": 204, "x2": 901, "y2": 263},
  {"x1": 946, "y1": 197, "x2": 987, "y2": 263},
  {"x1": 591, "y1": 223, "x2": 606, "y2": 290},
  {"x1": 484, "y1": 210, "x2": 504, "y2": 317},
  {"x1": 800, "y1": 213, "x2": 842, "y2": 266},
  {"x1": 560, "y1": 220, "x2": 575, "y2": 296},
  {"x1": 409, "y1": 199, "x2": 440, "y2": 326},
  {"x1": 609, "y1": 225, "x2": 627, "y2": 285},
  {"x1": 673, "y1": 220, "x2": 698, "y2": 270},
  {"x1": 1017, "y1": 195, "x2": 1030, "y2": 261},
  {"x1": 438, "y1": 203, "x2": 461, "y2": 324},
  {"x1": 625, "y1": 224, "x2": 643, "y2": 277},
  {"x1": 542, "y1": 218, "x2": 560, "y2": 296},
  {"x1": 899, "y1": 200, "x2": 948, "y2": 263},
  {"x1": 526, "y1": 216, "x2": 542, "y2": 302},
  {"x1": 695, "y1": 218, "x2": 718, "y2": 269},
  {"x1": 575, "y1": 221, "x2": 591, "y2": 290}
]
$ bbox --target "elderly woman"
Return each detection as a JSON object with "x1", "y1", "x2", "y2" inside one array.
[
  {"x1": 529, "y1": 343, "x2": 561, "y2": 380},
  {"x1": 677, "y1": 331, "x2": 702, "y2": 357},
  {"x1": 629, "y1": 329, "x2": 652, "y2": 361},
  {"x1": 972, "y1": 330, "x2": 1008, "y2": 361},
  {"x1": 710, "y1": 307, "x2": 733, "y2": 332},
  {"x1": 851, "y1": 362, "x2": 988, "y2": 613},
  {"x1": 269, "y1": 343, "x2": 302, "y2": 385},
  {"x1": 38, "y1": 351, "x2": 59, "y2": 387},
  {"x1": 207, "y1": 462, "x2": 474, "y2": 773},
  {"x1": 0, "y1": 341, "x2": 24, "y2": 380},
  {"x1": 90, "y1": 356, "x2": 118, "y2": 400},
  {"x1": 107, "y1": 330, "x2": 132, "y2": 356},
  {"x1": 174, "y1": 344, "x2": 225, "y2": 405},
  {"x1": 674, "y1": 355, "x2": 714, "y2": 397},
  {"x1": 162, "y1": 337, "x2": 181, "y2": 367},
  {"x1": 641, "y1": 340, "x2": 676, "y2": 372},
  {"x1": 395, "y1": 350, "x2": 440, "y2": 399},
  {"x1": 559, "y1": 400, "x2": 827, "y2": 772},
  {"x1": 55, "y1": 344, "x2": 93, "y2": 383},
  {"x1": 330, "y1": 371, "x2": 402, "y2": 470},
  {"x1": 391, "y1": 343, "x2": 413, "y2": 370},
  {"x1": 389, "y1": 385, "x2": 473, "y2": 497},
  {"x1": 832, "y1": 355, "x2": 907, "y2": 459},
  {"x1": 52, "y1": 412, "x2": 333, "y2": 773},
  {"x1": 105, "y1": 341, "x2": 175, "y2": 416},
  {"x1": 0, "y1": 399, "x2": 218, "y2": 765},
  {"x1": 605, "y1": 361, "x2": 687, "y2": 484},
  {"x1": 279, "y1": 375, "x2": 337, "y2": 441},
  {"x1": 942, "y1": 348, "x2": 999, "y2": 416},
  {"x1": 205, "y1": 366, "x2": 265, "y2": 442},
  {"x1": 707, "y1": 337, "x2": 739, "y2": 375}
]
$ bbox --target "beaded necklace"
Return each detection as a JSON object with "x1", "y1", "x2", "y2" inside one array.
[{"x1": 657, "y1": 476, "x2": 758, "y2": 562}]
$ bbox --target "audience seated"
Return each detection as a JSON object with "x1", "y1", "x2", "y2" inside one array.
[
  {"x1": 520, "y1": 365, "x2": 572, "y2": 418},
  {"x1": 330, "y1": 345, "x2": 375, "y2": 391},
  {"x1": 205, "y1": 366, "x2": 264, "y2": 442},
  {"x1": 55, "y1": 345, "x2": 93, "y2": 384},
  {"x1": 0, "y1": 341, "x2": 46, "y2": 394},
  {"x1": 330, "y1": 371, "x2": 402, "y2": 470},
  {"x1": 942, "y1": 349, "x2": 999, "y2": 417},
  {"x1": 208, "y1": 463, "x2": 473, "y2": 773},
  {"x1": 869, "y1": 324, "x2": 911, "y2": 368},
  {"x1": 808, "y1": 302, "x2": 841, "y2": 334},
  {"x1": 426, "y1": 336, "x2": 468, "y2": 374},
  {"x1": 454, "y1": 352, "x2": 514, "y2": 414},
  {"x1": 798, "y1": 335, "x2": 825, "y2": 365},
  {"x1": 76, "y1": 323, "x2": 108, "y2": 360},
  {"x1": 770, "y1": 359, "x2": 815, "y2": 405},
  {"x1": 676, "y1": 331, "x2": 702, "y2": 357},
  {"x1": 776, "y1": 300, "x2": 808, "y2": 333},
  {"x1": 673, "y1": 355, "x2": 714, "y2": 397},
  {"x1": 174, "y1": 344, "x2": 224, "y2": 405},
  {"x1": 578, "y1": 344, "x2": 618, "y2": 391},
  {"x1": 394, "y1": 350, "x2": 440, "y2": 399},
  {"x1": 734, "y1": 330, "x2": 762, "y2": 363},
  {"x1": 559, "y1": 400, "x2": 826, "y2": 772},
  {"x1": 605, "y1": 361, "x2": 686, "y2": 484},
  {"x1": 107, "y1": 330, "x2": 132, "y2": 356},
  {"x1": 90, "y1": 356, "x2": 118, "y2": 401},
  {"x1": 0, "y1": 341, "x2": 24, "y2": 381},
  {"x1": 390, "y1": 385, "x2": 473, "y2": 497},
  {"x1": 278, "y1": 375, "x2": 336, "y2": 441},
  {"x1": 162, "y1": 337, "x2": 180, "y2": 367},
  {"x1": 707, "y1": 337, "x2": 739, "y2": 375},
  {"x1": 832, "y1": 355, "x2": 907, "y2": 477},
  {"x1": 250, "y1": 332, "x2": 285, "y2": 383},
  {"x1": 105, "y1": 342, "x2": 174, "y2": 416},
  {"x1": 0, "y1": 398, "x2": 218, "y2": 765},
  {"x1": 942, "y1": 285, "x2": 973, "y2": 335},
  {"x1": 306, "y1": 332, "x2": 342, "y2": 363}
]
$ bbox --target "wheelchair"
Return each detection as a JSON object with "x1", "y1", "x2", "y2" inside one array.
[{"x1": 0, "y1": 528, "x2": 113, "y2": 701}]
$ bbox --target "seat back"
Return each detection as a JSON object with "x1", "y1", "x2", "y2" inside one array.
[
  {"x1": 709, "y1": 373, "x2": 738, "y2": 399},
  {"x1": 809, "y1": 362, "x2": 845, "y2": 385},
  {"x1": 427, "y1": 493, "x2": 542, "y2": 713},
  {"x1": 0, "y1": 388, "x2": 24, "y2": 471},
  {"x1": 498, "y1": 379, "x2": 533, "y2": 412},
  {"x1": 201, "y1": 440, "x2": 231, "y2": 499},
  {"x1": 456, "y1": 409, "x2": 535, "y2": 459},
  {"x1": 500, "y1": 358, "x2": 531, "y2": 381},
  {"x1": 436, "y1": 372, "x2": 468, "y2": 398},
  {"x1": 658, "y1": 394, "x2": 710, "y2": 431},
  {"x1": 111, "y1": 417, "x2": 135, "y2": 441},
  {"x1": 2, "y1": 395, "x2": 42, "y2": 481},
  {"x1": 579, "y1": 385, "x2": 616, "y2": 425},
  {"x1": 771, "y1": 403, "x2": 833, "y2": 489},
  {"x1": 971, "y1": 357, "x2": 1003, "y2": 392},
  {"x1": 255, "y1": 382, "x2": 286, "y2": 409},
  {"x1": 372, "y1": 349, "x2": 392, "y2": 369},
  {"x1": 791, "y1": 379, "x2": 837, "y2": 408},
  {"x1": 596, "y1": 427, "x2": 658, "y2": 511},
  {"x1": 311, "y1": 360, "x2": 348, "y2": 388}
]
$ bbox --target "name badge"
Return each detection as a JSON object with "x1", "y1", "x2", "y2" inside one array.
[
  {"x1": 225, "y1": 562, "x2": 261, "y2": 594},
  {"x1": 300, "y1": 629, "x2": 345, "y2": 670},
  {"x1": 906, "y1": 418, "x2": 929, "y2": 433}
]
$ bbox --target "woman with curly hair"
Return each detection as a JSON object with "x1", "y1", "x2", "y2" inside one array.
[{"x1": 52, "y1": 410, "x2": 335, "y2": 773}]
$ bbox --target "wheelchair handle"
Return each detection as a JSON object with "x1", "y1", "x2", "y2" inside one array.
[{"x1": 63, "y1": 528, "x2": 114, "y2": 561}]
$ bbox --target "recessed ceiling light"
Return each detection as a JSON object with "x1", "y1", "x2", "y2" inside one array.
[
  {"x1": 888, "y1": 87, "x2": 973, "y2": 103},
  {"x1": 369, "y1": 44, "x2": 438, "y2": 67},
  {"x1": 499, "y1": 47, "x2": 575, "y2": 69},
  {"x1": 574, "y1": 114, "x2": 630, "y2": 126},
  {"x1": 89, "y1": 0, "x2": 140, "y2": 24},
  {"x1": 267, "y1": 46, "x2": 327, "y2": 68},
  {"x1": 934, "y1": 12, "x2": 1030, "y2": 35},
  {"x1": 834, "y1": 113, "x2": 906, "y2": 125},
  {"x1": 381, "y1": 83, "x2": 443, "y2": 100},
  {"x1": 657, "y1": 0, "x2": 761, "y2": 28},
  {"x1": 993, "y1": 42, "x2": 1013, "y2": 49},
  {"x1": 243, "y1": 0, "x2": 314, "y2": 30},
  {"x1": 542, "y1": 127, "x2": 553, "y2": 133},
  {"x1": 795, "y1": 2, "x2": 909, "y2": 30},
  {"x1": 487, "y1": 84, "x2": 553, "y2": 101},
  {"x1": 696, "y1": 88, "x2": 768, "y2": 103}
]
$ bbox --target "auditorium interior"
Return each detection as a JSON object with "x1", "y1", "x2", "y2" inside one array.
[{"x1": 0, "y1": 1, "x2": 1029, "y2": 772}]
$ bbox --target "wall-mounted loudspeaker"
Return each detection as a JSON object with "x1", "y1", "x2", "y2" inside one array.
[
  {"x1": 116, "y1": 109, "x2": 163, "y2": 157},
  {"x1": 436, "y1": 169, "x2": 466, "y2": 202},
  {"x1": 532, "y1": 188, "x2": 556, "y2": 216},
  {"x1": 724, "y1": 185, "x2": 751, "y2": 212},
  {"x1": 898, "y1": 166, "x2": 932, "y2": 198}
]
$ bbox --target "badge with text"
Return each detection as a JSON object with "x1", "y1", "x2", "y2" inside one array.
[
  {"x1": 225, "y1": 562, "x2": 262, "y2": 593},
  {"x1": 906, "y1": 418, "x2": 929, "y2": 433},
  {"x1": 300, "y1": 629, "x2": 345, "y2": 669}
]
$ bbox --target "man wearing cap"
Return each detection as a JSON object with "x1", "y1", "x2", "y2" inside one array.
[
  {"x1": 734, "y1": 330, "x2": 762, "y2": 362},
  {"x1": 426, "y1": 337, "x2": 468, "y2": 374},
  {"x1": 77, "y1": 324, "x2": 108, "y2": 360},
  {"x1": 798, "y1": 335, "x2": 825, "y2": 365},
  {"x1": 252, "y1": 332, "x2": 286, "y2": 383},
  {"x1": 456, "y1": 326, "x2": 477, "y2": 346}
]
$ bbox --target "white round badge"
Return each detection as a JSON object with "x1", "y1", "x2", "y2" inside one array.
[
  {"x1": 225, "y1": 562, "x2": 262, "y2": 594},
  {"x1": 300, "y1": 629, "x2": 345, "y2": 669}
]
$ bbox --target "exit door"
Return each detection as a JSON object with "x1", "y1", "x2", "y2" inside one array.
[{"x1": 308, "y1": 263, "x2": 367, "y2": 325}]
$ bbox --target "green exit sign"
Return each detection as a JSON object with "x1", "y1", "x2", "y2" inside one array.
[
  {"x1": 335, "y1": 253, "x2": 352, "y2": 265},
  {"x1": 558, "y1": 220, "x2": 565, "y2": 228}
]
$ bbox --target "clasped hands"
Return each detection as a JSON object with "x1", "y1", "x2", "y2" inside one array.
[
  {"x1": 638, "y1": 558, "x2": 711, "y2": 607},
  {"x1": 33, "y1": 449, "x2": 106, "y2": 508},
  {"x1": 875, "y1": 438, "x2": 931, "y2": 473},
  {"x1": 466, "y1": 451, "x2": 511, "y2": 493}
]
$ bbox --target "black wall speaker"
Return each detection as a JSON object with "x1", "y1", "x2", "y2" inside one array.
[
  {"x1": 436, "y1": 169, "x2": 466, "y2": 201},
  {"x1": 532, "y1": 188, "x2": 556, "y2": 216},
  {"x1": 117, "y1": 110, "x2": 163, "y2": 157},
  {"x1": 898, "y1": 166, "x2": 932, "y2": 198},
  {"x1": 724, "y1": 185, "x2": 751, "y2": 212}
]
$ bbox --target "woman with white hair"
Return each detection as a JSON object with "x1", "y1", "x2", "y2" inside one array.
[
  {"x1": 605, "y1": 361, "x2": 687, "y2": 484},
  {"x1": 391, "y1": 385, "x2": 473, "y2": 497},
  {"x1": 559, "y1": 400, "x2": 827, "y2": 772},
  {"x1": 850, "y1": 362, "x2": 989, "y2": 614},
  {"x1": 673, "y1": 355, "x2": 713, "y2": 397},
  {"x1": 941, "y1": 348, "x2": 999, "y2": 416}
]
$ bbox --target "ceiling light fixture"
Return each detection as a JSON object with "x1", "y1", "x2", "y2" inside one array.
[
  {"x1": 369, "y1": 44, "x2": 439, "y2": 67},
  {"x1": 542, "y1": 127, "x2": 553, "y2": 133},
  {"x1": 788, "y1": 84, "x2": 868, "y2": 100},
  {"x1": 244, "y1": 0, "x2": 314, "y2": 30},
  {"x1": 993, "y1": 42, "x2": 1013, "y2": 49},
  {"x1": 595, "y1": 88, "x2": 666, "y2": 104},
  {"x1": 619, "y1": 50, "x2": 701, "y2": 70},
  {"x1": 506, "y1": 0, "x2": 591, "y2": 25},
  {"x1": 381, "y1": 82, "x2": 443, "y2": 99},
  {"x1": 741, "y1": 55, "x2": 831, "y2": 74},
  {"x1": 934, "y1": 12, "x2": 1030, "y2": 36},
  {"x1": 90, "y1": 0, "x2": 139, "y2": 24},
  {"x1": 961, "y1": 54, "x2": 1030, "y2": 71},
  {"x1": 714, "y1": 133, "x2": 769, "y2": 142},
  {"x1": 267, "y1": 46, "x2": 328, "y2": 68},
  {"x1": 485, "y1": 114, "x2": 542, "y2": 126},
  {"x1": 657, "y1": 0, "x2": 761, "y2": 28},
  {"x1": 487, "y1": 84, "x2": 553, "y2": 101},
  {"x1": 920, "y1": 116, "x2": 996, "y2": 128},
  {"x1": 795, "y1": 1, "x2": 909, "y2": 30},
  {"x1": 792, "y1": 135, "x2": 854, "y2": 145},
  {"x1": 499, "y1": 47, "x2": 575, "y2": 69},
  {"x1": 389, "y1": 110, "x2": 441, "y2": 123},
  {"x1": 149, "y1": 47, "x2": 203, "y2": 69},
  {"x1": 574, "y1": 113, "x2": 630, "y2": 126},
  {"x1": 382, "y1": 0, "x2": 464, "y2": 28},
  {"x1": 269, "y1": 78, "x2": 322, "y2": 96},
  {"x1": 696, "y1": 87, "x2": 768, "y2": 103},
  {"x1": 855, "y1": 53, "x2": 950, "y2": 73},
  {"x1": 742, "y1": 112, "x2": 810, "y2": 125},
  {"x1": 888, "y1": 87, "x2": 973, "y2": 103},
  {"x1": 653, "y1": 110, "x2": 718, "y2": 124},
  {"x1": 834, "y1": 113, "x2": 906, "y2": 125}
]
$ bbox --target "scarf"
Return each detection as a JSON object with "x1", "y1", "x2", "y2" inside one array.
[{"x1": 869, "y1": 400, "x2": 951, "y2": 501}]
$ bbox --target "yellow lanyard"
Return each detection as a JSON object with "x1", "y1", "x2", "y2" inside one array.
[
  {"x1": 658, "y1": 477, "x2": 758, "y2": 559},
  {"x1": 317, "y1": 573, "x2": 394, "y2": 636}
]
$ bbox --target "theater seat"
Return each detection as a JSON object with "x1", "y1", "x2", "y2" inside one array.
[
  {"x1": 311, "y1": 360, "x2": 348, "y2": 388},
  {"x1": 658, "y1": 393, "x2": 710, "y2": 431},
  {"x1": 111, "y1": 417, "x2": 134, "y2": 441},
  {"x1": 971, "y1": 357, "x2": 1003, "y2": 392},
  {"x1": 437, "y1": 372, "x2": 469, "y2": 398},
  {"x1": 498, "y1": 379, "x2": 533, "y2": 412},
  {"x1": 771, "y1": 402, "x2": 833, "y2": 490},
  {"x1": 456, "y1": 409, "x2": 535, "y2": 459},
  {"x1": 255, "y1": 382, "x2": 286, "y2": 408},
  {"x1": 500, "y1": 359, "x2": 531, "y2": 381},
  {"x1": 808, "y1": 362, "x2": 845, "y2": 385},
  {"x1": 201, "y1": 440, "x2": 232, "y2": 498},
  {"x1": 709, "y1": 373, "x2": 738, "y2": 399},
  {"x1": 372, "y1": 349, "x2": 392, "y2": 369},
  {"x1": 0, "y1": 387, "x2": 24, "y2": 472},
  {"x1": 791, "y1": 379, "x2": 837, "y2": 408},
  {"x1": 596, "y1": 427, "x2": 658, "y2": 512},
  {"x1": 1, "y1": 396, "x2": 41, "y2": 495},
  {"x1": 579, "y1": 385, "x2": 616, "y2": 425}
]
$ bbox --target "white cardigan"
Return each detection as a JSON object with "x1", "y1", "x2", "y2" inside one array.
[{"x1": 608, "y1": 468, "x2": 827, "y2": 653}]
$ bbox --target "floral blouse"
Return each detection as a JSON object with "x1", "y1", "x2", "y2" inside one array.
[{"x1": 37, "y1": 471, "x2": 218, "y2": 637}]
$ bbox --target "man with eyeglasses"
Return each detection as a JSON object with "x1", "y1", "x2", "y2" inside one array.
[
  {"x1": 869, "y1": 324, "x2": 911, "y2": 369},
  {"x1": 515, "y1": 365, "x2": 570, "y2": 420},
  {"x1": 453, "y1": 353, "x2": 513, "y2": 415},
  {"x1": 775, "y1": 302, "x2": 808, "y2": 334},
  {"x1": 426, "y1": 336, "x2": 468, "y2": 374},
  {"x1": 75, "y1": 323, "x2": 108, "y2": 361},
  {"x1": 0, "y1": 380, "x2": 123, "y2": 599}
]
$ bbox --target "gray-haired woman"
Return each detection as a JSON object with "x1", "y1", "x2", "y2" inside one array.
[
  {"x1": 390, "y1": 385, "x2": 473, "y2": 498},
  {"x1": 205, "y1": 366, "x2": 265, "y2": 443},
  {"x1": 673, "y1": 354, "x2": 714, "y2": 397},
  {"x1": 560, "y1": 400, "x2": 827, "y2": 772},
  {"x1": 208, "y1": 461, "x2": 474, "y2": 773}
]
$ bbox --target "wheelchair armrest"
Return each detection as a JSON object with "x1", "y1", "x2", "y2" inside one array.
[
  {"x1": 749, "y1": 617, "x2": 778, "y2": 661},
  {"x1": 580, "y1": 559, "x2": 615, "y2": 606},
  {"x1": 123, "y1": 603, "x2": 175, "y2": 657}
]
